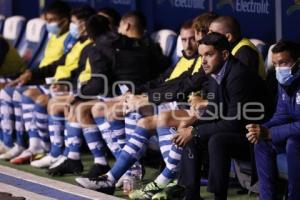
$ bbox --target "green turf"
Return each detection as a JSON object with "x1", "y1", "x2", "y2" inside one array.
[{"x1": 0, "y1": 154, "x2": 258, "y2": 200}]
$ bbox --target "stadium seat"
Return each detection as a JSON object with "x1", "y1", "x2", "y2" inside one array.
[
  {"x1": 265, "y1": 44, "x2": 276, "y2": 71},
  {"x1": 171, "y1": 35, "x2": 183, "y2": 65},
  {"x1": 17, "y1": 18, "x2": 48, "y2": 66},
  {"x1": 151, "y1": 29, "x2": 177, "y2": 58},
  {"x1": 250, "y1": 38, "x2": 268, "y2": 60},
  {"x1": 0, "y1": 15, "x2": 5, "y2": 34},
  {"x1": 2, "y1": 16, "x2": 26, "y2": 47}
]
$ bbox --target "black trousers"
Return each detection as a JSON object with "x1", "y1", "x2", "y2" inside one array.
[{"x1": 178, "y1": 132, "x2": 251, "y2": 200}]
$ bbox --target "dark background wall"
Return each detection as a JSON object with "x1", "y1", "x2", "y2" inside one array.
[{"x1": 0, "y1": 0, "x2": 299, "y2": 43}]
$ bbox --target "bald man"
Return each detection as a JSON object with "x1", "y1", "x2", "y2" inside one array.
[{"x1": 209, "y1": 16, "x2": 266, "y2": 78}]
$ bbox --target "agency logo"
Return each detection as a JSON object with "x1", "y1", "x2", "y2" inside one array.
[
  {"x1": 157, "y1": 0, "x2": 206, "y2": 9},
  {"x1": 217, "y1": 0, "x2": 270, "y2": 15},
  {"x1": 287, "y1": 0, "x2": 300, "y2": 16}
]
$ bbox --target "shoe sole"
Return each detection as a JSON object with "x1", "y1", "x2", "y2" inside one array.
[
  {"x1": 10, "y1": 156, "x2": 32, "y2": 165},
  {"x1": 75, "y1": 178, "x2": 115, "y2": 195}
]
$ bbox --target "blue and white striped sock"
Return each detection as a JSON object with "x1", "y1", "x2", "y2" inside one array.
[
  {"x1": 0, "y1": 87, "x2": 16, "y2": 148},
  {"x1": 110, "y1": 120, "x2": 125, "y2": 149},
  {"x1": 12, "y1": 88, "x2": 26, "y2": 148},
  {"x1": 21, "y1": 95, "x2": 35, "y2": 133},
  {"x1": 82, "y1": 127, "x2": 107, "y2": 165},
  {"x1": 63, "y1": 128, "x2": 70, "y2": 157},
  {"x1": 94, "y1": 117, "x2": 121, "y2": 158},
  {"x1": 157, "y1": 127, "x2": 173, "y2": 164},
  {"x1": 34, "y1": 103, "x2": 50, "y2": 151},
  {"x1": 124, "y1": 113, "x2": 144, "y2": 176},
  {"x1": 124, "y1": 112, "x2": 142, "y2": 138},
  {"x1": 49, "y1": 114, "x2": 65, "y2": 157},
  {"x1": 66, "y1": 122, "x2": 82, "y2": 160},
  {"x1": 155, "y1": 126, "x2": 182, "y2": 186},
  {"x1": 107, "y1": 126, "x2": 151, "y2": 182}
]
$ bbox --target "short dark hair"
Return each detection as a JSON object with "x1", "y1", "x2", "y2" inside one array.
[
  {"x1": 71, "y1": 5, "x2": 96, "y2": 22},
  {"x1": 121, "y1": 11, "x2": 147, "y2": 32},
  {"x1": 45, "y1": 0, "x2": 71, "y2": 19},
  {"x1": 180, "y1": 20, "x2": 193, "y2": 31},
  {"x1": 198, "y1": 32, "x2": 231, "y2": 52},
  {"x1": 212, "y1": 15, "x2": 241, "y2": 39},
  {"x1": 86, "y1": 15, "x2": 110, "y2": 41},
  {"x1": 272, "y1": 41, "x2": 300, "y2": 61},
  {"x1": 98, "y1": 7, "x2": 121, "y2": 28},
  {"x1": 192, "y1": 12, "x2": 218, "y2": 34}
]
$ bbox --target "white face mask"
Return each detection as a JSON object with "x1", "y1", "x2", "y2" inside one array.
[
  {"x1": 46, "y1": 22, "x2": 60, "y2": 35},
  {"x1": 69, "y1": 22, "x2": 80, "y2": 39},
  {"x1": 275, "y1": 65, "x2": 295, "y2": 86}
]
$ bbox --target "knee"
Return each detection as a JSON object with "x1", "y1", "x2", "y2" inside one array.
[
  {"x1": 48, "y1": 98, "x2": 64, "y2": 115},
  {"x1": 91, "y1": 103, "x2": 106, "y2": 118},
  {"x1": 286, "y1": 137, "x2": 300, "y2": 156},
  {"x1": 208, "y1": 134, "x2": 226, "y2": 153},
  {"x1": 76, "y1": 103, "x2": 92, "y2": 120},
  {"x1": 36, "y1": 95, "x2": 49, "y2": 107},
  {"x1": 137, "y1": 117, "x2": 153, "y2": 129},
  {"x1": 157, "y1": 112, "x2": 173, "y2": 127},
  {"x1": 254, "y1": 140, "x2": 272, "y2": 155}
]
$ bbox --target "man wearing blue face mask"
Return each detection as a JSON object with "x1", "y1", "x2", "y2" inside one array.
[
  {"x1": 0, "y1": 1, "x2": 76, "y2": 160},
  {"x1": 246, "y1": 41, "x2": 300, "y2": 200},
  {"x1": 1, "y1": 6, "x2": 95, "y2": 165}
]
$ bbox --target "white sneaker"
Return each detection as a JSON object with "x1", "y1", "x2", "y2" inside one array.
[
  {"x1": 49, "y1": 155, "x2": 67, "y2": 169},
  {"x1": 0, "y1": 144, "x2": 24, "y2": 160},
  {"x1": 31, "y1": 154, "x2": 61, "y2": 168},
  {"x1": 0, "y1": 142, "x2": 10, "y2": 154}
]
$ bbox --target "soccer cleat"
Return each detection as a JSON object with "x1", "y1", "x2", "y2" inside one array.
[
  {"x1": 82, "y1": 164, "x2": 110, "y2": 178},
  {"x1": 152, "y1": 180, "x2": 178, "y2": 200},
  {"x1": 49, "y1": 155, "x2": 67, "y2": 169},
  {"x1": 47, "y1": 158, "x2": 83, "y2": 176},
  {"x1": 30, "y1": 154, "x2": 62, "y2": 168},
  {"x1": 10, "y1": 149, "x2": 44, "y2": 165},
  {"x1": 75, "y1": 175, "x2": 115, "y2": 195},
  {"x1": 0, "y1": 144, "x2": 24, "y2": 160},
  {"x1": 128, "y1": 181, "x2": 164, "y2": 200}
]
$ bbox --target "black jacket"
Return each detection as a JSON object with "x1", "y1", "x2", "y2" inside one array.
[
  {"x1": 141, "y1": 38, "x2": 261, "y2": 105},
  {"x1": 0, "y1": 37, "x2": 9, "y2": 67},
  {"x1": 78, "y1": 32, "x2": 169, "y2": 98},
  {"x1": 135, "y1": 52, "x2": 208, "y2": 104},
  {"x1": 192, "y1": 56, "x2": 270, "y2": 140}
]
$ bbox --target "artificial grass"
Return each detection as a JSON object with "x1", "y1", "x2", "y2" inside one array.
[{"x1": 0, "y1": 154, "x2": 258, "y2": 200}]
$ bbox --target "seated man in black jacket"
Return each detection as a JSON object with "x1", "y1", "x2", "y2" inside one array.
[
  {"x1": 172, "y1": 33, "x2": 268, "y2": 200},
  {"x1": 209, "y1": 15, "x2": 265, "y2": 78},
  {"x1": 47, "y1": 11, "x2": 168, "y2": 176}
]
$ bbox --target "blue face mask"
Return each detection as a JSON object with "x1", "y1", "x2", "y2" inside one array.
[
  {"x1": 275, "y1": 66, "x2": 295, "y2": 86},
  {"x1": 46, "y1": 22, "x2": 60, "y2": 35},
  {"x1": 69, "y1": 22, "x2": 80, "y2": 39}
]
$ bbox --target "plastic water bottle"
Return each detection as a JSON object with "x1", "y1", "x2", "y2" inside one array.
[
  {"x1": 123, "y1": 163, "x2": 143, "y2": 195},
  {"x1": 131, "y1": 163, "x2": 143, "y2": 181},
  {"x1": 123, "y1": 177, "x2": 134, "y2": 195}
]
